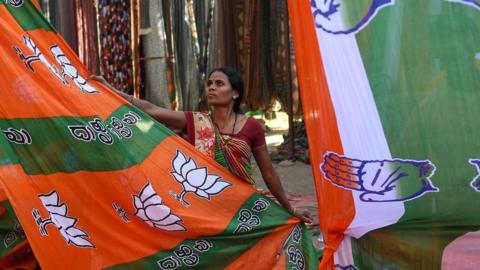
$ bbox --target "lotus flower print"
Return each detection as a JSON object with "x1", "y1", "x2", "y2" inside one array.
[
  {"x1": 170, "y1": 150, "x2": 231, "y2": 206},
  {"x1": 133, "y1": 182, "x2": 185, "y2": 231},
  {"x1": 32, "y1": 190, "x2": 94, "y2": 248},
  {"x1": 321, "y1": 152, "x2": 439, "y2": 202}
]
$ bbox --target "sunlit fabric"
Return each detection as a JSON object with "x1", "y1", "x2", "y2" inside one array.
[
  {"x1": 289, "y1": 0, "x2": 480, "y2": 269},
  {"x1": 0, "y1": 1, "x2": 320, "y2": 269}
]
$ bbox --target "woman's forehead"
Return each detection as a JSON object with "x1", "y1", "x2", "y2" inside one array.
[{"x1": 208, "y1": 71, "x2": 228, "y2": 81}]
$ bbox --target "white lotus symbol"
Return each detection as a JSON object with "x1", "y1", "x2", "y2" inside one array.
[
  {"x1": 170, "y1": 150, "x2": 231, "y2": 206},
  {"x1": 32, "y1": 191, "x2": 94, "y2": 248},
  {"x1": 133, "y1": 182, "x2": 185, "y2": 231}
]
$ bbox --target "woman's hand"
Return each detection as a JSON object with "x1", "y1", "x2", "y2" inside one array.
[
  {"x1": 252, "y1": 145, "x2": 315, "y2": 225},
  {"x1": 87, "y1": 75, "x2": 108, "y2": 84},
  {"x1": 87, "y1": 75, "x2": 123, "y2": 96},
  {"x1": 291, "y1": 208, "x2": 314, "y2": 225}
]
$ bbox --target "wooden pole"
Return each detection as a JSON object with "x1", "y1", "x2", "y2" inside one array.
[
  {"x1": 286, "y1": 6, "x2": 295, "y2": 160},
  {"x1": 131, "y1": 0, "x2": 141, "y2": 98}
]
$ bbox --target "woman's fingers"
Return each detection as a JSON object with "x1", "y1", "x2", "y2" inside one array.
[
  {"x1": 302, "y1": 213, "x2": 313, "y2": 224},
  {"x1": 294, "y1": 209, "x2": 314, "y2": 224},
  {"x1": 87, "y1": 75, "x2": 106, "y2": 83}
]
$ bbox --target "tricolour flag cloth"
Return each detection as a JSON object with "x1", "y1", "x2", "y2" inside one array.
[
  {"x1": 0, "y1": 1, "x2": 320, "y2": 269},
  {"x1": 288, "y1": 0, "x2": 480, "y2": 269}
]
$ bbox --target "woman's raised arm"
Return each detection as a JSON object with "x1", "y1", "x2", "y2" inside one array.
[{"x1": 88, "y1": 75, "x2": 186, "y2": 132}]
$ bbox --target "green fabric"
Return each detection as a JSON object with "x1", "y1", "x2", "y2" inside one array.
[
  {"x1": 213, "y1": 133, "x2": 254, "y2": 184},
  {"x1": 347, "y1": 0, "x2": 480, "y2": 268},
  {"x1": 0, "y1": 106, "x2": 173, "y2": 175},
  {"x1": 1, "y1": 0, "x2": 55, "y2": 32},
  {"x1": 107, "y1": 193, "x2": 315, "y2": 269},
  {"x1": 213, "y1": 134, "x2": 230, "y2": 171},
  {"x1": 0, "y1": 200, "x2": 26, "y2": 257}
]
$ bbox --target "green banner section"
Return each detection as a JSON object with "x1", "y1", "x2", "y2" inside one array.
[
  {"x1": 108, "y1": 193, "x2": 319, "y2": 270},
  {"x1": 349, "y1": 0, "x2": 480, "y2": 269},
  {"x1": 357, "y1": 0, "x2": 480, "y2": 220},
  {"x1": 283, "y1": 224, "x2": 321, "y2": 270},
  {"x1": 0, "y1": 106, "x2": 173, "y2": 175},
  {"x1": 0, "y1": 200, "x2": 26, "y2": 257},
  {"x1": 351, "y1": 223, "x2": 479, "y2": 270},
  {"x1": 1, "y1": 0, "x2": 55, "y2": 32}
]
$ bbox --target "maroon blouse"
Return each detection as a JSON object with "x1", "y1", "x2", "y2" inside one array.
[{"x1": 184, "y1": 112, "x2": 266, "y2": 150}]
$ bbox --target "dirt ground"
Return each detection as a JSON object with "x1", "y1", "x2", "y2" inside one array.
[
  {"x1": 250, "y1": 112, "x2": 323, "y2": 249},
  {"x1": 251, "y1": 112, "x2": 315, "y2": 195},
  {"x1": 253, "y1": 157, "x2": 315, "y2": 195}
]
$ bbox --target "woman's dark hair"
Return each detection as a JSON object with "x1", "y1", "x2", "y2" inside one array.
[{"x1": 208, "y1": 67, "x2": 244, "y2": 113}]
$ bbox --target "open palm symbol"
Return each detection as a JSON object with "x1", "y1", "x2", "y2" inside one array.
[
  {"x1": 311, "y1": 0, "x2": 341, "y2": 20},
  {"x1": 321, "y1": 152, "x2": 439, "y2": 202},
  {"x1": 445, "y1": 0, "x2": 480, "y2": 10},
  {"x1": 468, "y1": 159, "x2": 480, "y2": 192}
]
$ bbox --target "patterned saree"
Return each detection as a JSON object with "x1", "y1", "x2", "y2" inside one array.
[{"x1": 191, "y1": 112, "x2": 255, "y2": 185}]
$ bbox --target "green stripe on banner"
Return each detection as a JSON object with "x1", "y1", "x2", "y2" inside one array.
[
  {"x1": 351, "y1": 223, "x2": 480, "y2": 270},
  {"x1": 0, "y1": 106, "x2": 173, "y2": 175},
  {"x1": 1, "y1": 0, "x2": 55, "y2": 32},
  {"x1": 356, "y1": 0, "x2": 480, "y2": 223},
  {"x1": 283, "y1": 224, "x2": 320, "y2": 270},
  {"x1": 0, "y1": 200, "x2": 26, "y2": 257},
  {"x1": 349, "y1": 1, "x2": 480, "y2": 269},
  {"x1": 108, "y1": 193, "x2": 293, "y2": 270}
]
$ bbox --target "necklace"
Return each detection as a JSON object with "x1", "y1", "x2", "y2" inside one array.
[
  {"x1": 231, "y1": 113, "x2": 237, "y2": 133},
  {"x1": 212, "y1": 112, "x2": 237, "y2": 134}
]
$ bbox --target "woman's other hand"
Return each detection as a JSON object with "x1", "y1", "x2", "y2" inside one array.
[{"x1": 292, "y1": 208, "x2": 314, "y2": 225}]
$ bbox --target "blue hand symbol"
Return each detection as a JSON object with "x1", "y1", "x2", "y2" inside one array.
[
  {"x1": 321, "y1": 152, "x2": 439, "y2": 202},
  {"x1": 310, "y1": 0, "x2": 341, "y2": 20},
  {"x1": 468, "y1": 159, "x2": 480, "y2": 192},
  {"x1": 310, "y1": 0, "x2": 394, "y2": 35},
  {"x1": 445, "y1": 0, "x2": 480, "y2": 10}
]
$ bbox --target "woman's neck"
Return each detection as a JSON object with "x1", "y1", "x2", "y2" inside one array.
[{"x1": 211, "y1": 107, "x2": 235, "y2": 130}]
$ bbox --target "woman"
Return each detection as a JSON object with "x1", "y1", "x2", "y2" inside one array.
[{"x1": 89, "y1": 67, "x2": 312, "y2": 223}]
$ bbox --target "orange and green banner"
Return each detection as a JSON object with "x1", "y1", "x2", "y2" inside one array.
[
  {"x1": 0, "y1": 1, "x2": 320, "y2": 269},
  {"x1": 289, "y1": 0, "x2": 480, "y2": 269}
]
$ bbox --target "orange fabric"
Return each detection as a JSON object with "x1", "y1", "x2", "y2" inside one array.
[
  {"x1": 31, "y1": 0, "x2": 41, "y2": 11},
  {"x1": 272, "y1": 251, "x2": 287, "y2": 270},
  {"x1": 0, "y1": 189, "x2": 6, "y2": 215},
  {"x1": 0, "y1": 8, "x2": 126, "y2": 120},
  {"x1": 0, "y1": 136, "x2": 256, "y2": 269},
  {"x1": 0, "y1": 3, "x2": 319, "y2": 269},
  {"x1": 225, "y1": 221, "x2": 296, "y2": 270},
  {"x1": 287, "y1": 1, "x2": 356, "y2": 269},
  {"x1": 0, "y1": 241, "x2": 37, "y2": 270}
]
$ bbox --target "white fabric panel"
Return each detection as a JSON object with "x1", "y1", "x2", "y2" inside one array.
[{"x1": 313, "y1": 8, "x2": 405, "y2": 240}]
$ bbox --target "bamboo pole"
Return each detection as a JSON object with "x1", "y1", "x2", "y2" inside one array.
[
  {"x1": 131, "y1": 0, "x2": 140, "y2": 98},
  {"x1": 286, "y1": 7, "x2": 295, "y2": 160}
]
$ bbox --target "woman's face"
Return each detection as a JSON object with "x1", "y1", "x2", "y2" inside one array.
[{"x1": 205, "y1": 71, "x2": 238, "y2": 108}]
